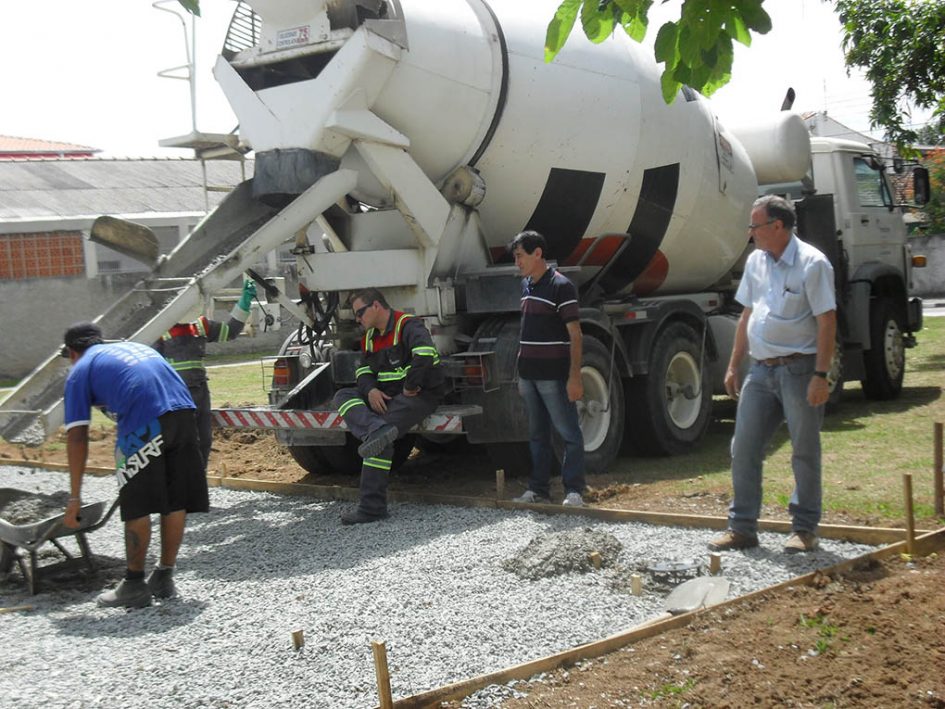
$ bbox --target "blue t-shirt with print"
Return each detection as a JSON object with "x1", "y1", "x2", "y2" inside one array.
[{"x1": 64, "y1": 341, "x2": 195, "y2": 456}]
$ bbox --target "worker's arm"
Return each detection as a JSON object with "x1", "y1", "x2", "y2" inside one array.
[
  {"x1": 403, "y1": 318, "x2": 439, "y2": 395},
  {"x1": 63, "y1": 425, "x2": 89, "y2": 529},
  {"x1": 724, "y1": 307, "x2": 751, "y2": 399},
  {"x1": 808, "y1": 309, "x2": 837, "y2": 407},
  {"x1": 565, "y1": 320, "x2": 583, "y2": 402}
]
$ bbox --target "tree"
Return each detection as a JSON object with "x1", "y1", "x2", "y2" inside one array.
[
  {"x1": 834, "y1": 0, "x2": 945, "y2": 151},
  {"x1": 544, "y1": 0, "x2": 771, "y2": 103},
  {"x1": 919, "y1": 148, "x2": 945, "y2": 233}
]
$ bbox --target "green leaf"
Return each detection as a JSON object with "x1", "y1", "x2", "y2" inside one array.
[
  {"x1": 727, "y1": 9, "x2": 751, "y2": 46},
  {"x1": 177, "y1": 0, "x2": 201, "y2": 16},
  {"x1": 734, "y1": 0, "x2": 771, "y2": 34},
  {"x1": 660, "y1": 69, "x2": 681, "y2": 103},
  {"x1": 545, "y1": 0, "x2": 583, "y2": 63},
  {"x1": 653, "y1": 21, "x2": 678, "y2": 64},
  {"x1": 581, "y1": 0, "x2": 616, "y2": 44}
]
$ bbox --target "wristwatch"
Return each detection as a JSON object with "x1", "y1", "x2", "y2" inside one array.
[{"x1": 813, "y1": 370, "x2": 828, "y2": 379}]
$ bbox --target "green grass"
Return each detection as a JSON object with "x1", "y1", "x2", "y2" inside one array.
[{"x1": 609, "y1": 317, "x2": 945, "y2": 527}]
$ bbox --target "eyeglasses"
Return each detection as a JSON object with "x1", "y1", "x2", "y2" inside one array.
[
  {"x1": 747, "y1": 218, "x2": 777, "y2": 232},
  {"x1": 354, "y1": 302, "x2": 372, "y2": 319}
]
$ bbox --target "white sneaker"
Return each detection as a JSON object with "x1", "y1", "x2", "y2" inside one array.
[
  {"x1": 512, "y1": 490, "x2": 549, "y2": 504},
  {"x1": 562, "y1": 492, "x2": 585, "y2": 507}
]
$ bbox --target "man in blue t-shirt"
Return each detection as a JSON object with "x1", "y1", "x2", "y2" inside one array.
[
  {"x1": 61, "y1": 322, "x2": 206, "y2": 608},
  {"x1": 508, "y1": 230, "x2": 586, "y2": 507}
]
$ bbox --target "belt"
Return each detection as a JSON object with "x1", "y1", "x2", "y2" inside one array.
[{"x1": 755, "y1": 353, "x2": 811, "y2": 367}]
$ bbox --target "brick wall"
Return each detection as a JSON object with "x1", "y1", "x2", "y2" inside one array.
[{"x1": 0, "y1": 231, "x2": 85, "y2": 279}]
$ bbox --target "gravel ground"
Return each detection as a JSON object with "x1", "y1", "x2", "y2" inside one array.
[{"x1": 0, "y1": 466, "x2": 877, "y2": 709}]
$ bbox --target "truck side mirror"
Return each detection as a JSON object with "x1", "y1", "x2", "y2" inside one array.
[{"x1": 913, "y1": 166, "x2": 930, "y2": 206}]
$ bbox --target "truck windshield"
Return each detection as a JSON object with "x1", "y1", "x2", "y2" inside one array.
[{"x1": 853, "y1": 157, "x2": 892, "y2": 208}]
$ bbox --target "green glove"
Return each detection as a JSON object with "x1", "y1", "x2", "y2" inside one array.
[{"x1": 238, "y1": 280, "x2": 256, "y2": 311}]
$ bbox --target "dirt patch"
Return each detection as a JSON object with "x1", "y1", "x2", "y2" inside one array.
[{"x1": 491, "y1": 552, "x2": 945, "y2": 708}]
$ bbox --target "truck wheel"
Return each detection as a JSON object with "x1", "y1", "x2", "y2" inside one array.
[
  {"x1": 628, "y1": 321, "x2": 712, "y2": 455},
  {"x1": 288, "y1": 445, "x2": 332, "y2": 476},
  {"x1": 576, "y1": 336, "x2": 625, "y2": 474},
  {"x1": 862, "y1": 298, "x2": 905, "y2": 400},
  {"x1": 318, "y1": 433, "x2": 415, "y2": 474}
]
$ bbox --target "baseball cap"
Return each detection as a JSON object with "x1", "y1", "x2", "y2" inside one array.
[{"x1": 61, "y1": 321, "x2": 105, "y2": 357}]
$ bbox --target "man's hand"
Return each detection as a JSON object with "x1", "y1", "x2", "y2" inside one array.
[
  {"x1": 63, "y1": 497, "x2": 82, "y2": 529},
  {"x1": 238, "y1": 279, "x2": 257, "y2": 311},
  {"x1": 807, "y1": 375, "x2": 830, "y2": 407},
  {"x1": 566, "y1": 374, "x2": 583, "y2": 402},
  {"x1": 724, "y1": 366, "x2": 740, "y2": 400},
  {"x1": 368, "y1": 387, "x2": 391, "y2": 413}
]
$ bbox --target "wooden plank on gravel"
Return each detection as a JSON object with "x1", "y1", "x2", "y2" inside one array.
[{"x1": 389, "y1": 528, "x2": 945, "y2": 709}]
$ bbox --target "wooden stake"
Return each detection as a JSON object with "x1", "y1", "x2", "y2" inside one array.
[
  {"x1": 934, "y1": 422, "x2": 943, "y2": 517},
  {"x1": 589, "y1": 551, "x2": 602, "y2": 570},
  {"x1": 291, "y1": 629, "x2": 304, "y2": 651},
  {"x1": 903, "y1": 473, "x2": 916, "y2": 556},
  {"x1": 708, "y1": 553, "x2": 722, "y2": 576},
  {"x1": 631, "y1": 573, "x2": 643, "y2": 596},
  {"x1": 495, "y1": 469, "x2": 505, "y2": 500},
  {"x1": 221, "y1": 461, "x2": 229, "y2": 479},
  {"x1": 372, "y1": 640, "x2": 394, "y2": 709}
]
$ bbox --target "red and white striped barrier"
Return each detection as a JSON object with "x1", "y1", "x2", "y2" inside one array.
[{"x1": 212, "y1": 408, "x2": 466, "y2": 433}]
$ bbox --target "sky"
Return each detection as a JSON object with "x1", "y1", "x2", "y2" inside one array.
[{"x1": 0, "y1": 0, "x2": 924, "y2": 157}]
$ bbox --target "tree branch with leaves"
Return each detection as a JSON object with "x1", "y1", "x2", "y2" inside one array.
[{"x1": 545, "y1": 0, "x2": 771, "y2": 103}]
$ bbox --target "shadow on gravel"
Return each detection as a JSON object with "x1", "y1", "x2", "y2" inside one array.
[{"x1": 51, "y1": 597, "x2": 209, "y2": 638}]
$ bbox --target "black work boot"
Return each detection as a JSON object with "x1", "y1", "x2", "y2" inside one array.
[
  {"x1": 146, "y1": 567, "x2": 177, "y2": 599},
  {"x1": 357, "y1": 424, "x2": 398, "y2": 459}
]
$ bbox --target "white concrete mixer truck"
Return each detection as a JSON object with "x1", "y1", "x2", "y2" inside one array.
[
  {"x1": 1, "y1": 0, "x2": 927, "y2": 475},
  {"x1": 197, "y1": 0, "x2": 929, "y2": 477}
]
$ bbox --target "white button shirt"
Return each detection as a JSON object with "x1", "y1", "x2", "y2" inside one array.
[{"x1": 735, "y1": 235, "x2": 836, "y2": 360}]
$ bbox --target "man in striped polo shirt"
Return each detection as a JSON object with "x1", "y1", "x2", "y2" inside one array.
[{"x1": 509, "y1": 230, "x2": 586, "y2": 507}]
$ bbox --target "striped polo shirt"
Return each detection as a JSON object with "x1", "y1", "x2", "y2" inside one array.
[{"x1": 517, "y1": 267, "x2": 580, "y2": 380}]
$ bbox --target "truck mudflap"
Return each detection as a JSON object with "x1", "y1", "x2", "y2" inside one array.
[{"x1": 211, "y1": 404, "x2": 482, "y2": 434}]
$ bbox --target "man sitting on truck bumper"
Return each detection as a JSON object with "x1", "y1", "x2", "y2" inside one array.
[{"x1": 333, "y1": 288, "x2": 446, "y2": 525}]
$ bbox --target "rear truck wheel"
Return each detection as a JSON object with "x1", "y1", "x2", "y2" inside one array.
[
  {"x1": 628, "y1": 321, "x2": 712, "y2": 455},
  {"x1": 318, "y1": 433, "x2": 415, "y2": 475},
  {"x1": 862, "y1": 298, "x2": 905, "y2": 400},
  {"x1": 287, "y1": 445, "x2": 332, "y2": 476},
  {"x1": 574, "y1": 336, "x2": 625, "y2": 474}
]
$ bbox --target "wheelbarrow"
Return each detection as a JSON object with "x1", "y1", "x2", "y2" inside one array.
[{"x1": 0, "y1": 488, "x2": 120, "y2": 595}]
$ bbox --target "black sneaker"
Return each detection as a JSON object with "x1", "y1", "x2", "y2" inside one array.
[
  {"x1": 146, "y1": 567, "x2": 177, "y2": 599},
  {"x1": 96, "y1": 578, "x2": 152, "y2": 608},
  {"x1": 357, "y1": 424, "x2": 398, "y2": 459}
]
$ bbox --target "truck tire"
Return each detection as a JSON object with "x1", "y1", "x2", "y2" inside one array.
[
  {"x1": 577, "y1": 335, "x2": 625, "y2": 474},
  {"x1": 288, "y1": 445, "x2": 332, "y2": 476},
  {"x1": 862, "y1": 298, "x2": 905, "y2": 400},
  {"x1": 627, "y1": 321, "x2": 712, "y2": 455}
]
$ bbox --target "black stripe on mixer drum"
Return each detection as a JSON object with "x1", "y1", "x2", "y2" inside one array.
[
  {"x1": 596, "y1": 163, "x2": 680, "y2": 295},
  {"x1": 521, "y1": 168, "x2": 606, "y2": 261}
]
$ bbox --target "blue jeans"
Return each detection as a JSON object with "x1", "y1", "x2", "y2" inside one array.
[
  {"x1": 518, "y1": 378, "x2": 585, "y2": 498},
  {"x1": 728, "y1": 356, "x2": 824, "y2": 535}
]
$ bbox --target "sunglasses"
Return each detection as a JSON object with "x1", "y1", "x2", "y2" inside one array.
[{"x1": 354, "y1": 302, "x2": 372, "y2": 319}]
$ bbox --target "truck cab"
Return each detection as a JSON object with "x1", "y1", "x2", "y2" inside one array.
[{"x1": 784, "y1": 137, "x2": 928, "y2": 401}]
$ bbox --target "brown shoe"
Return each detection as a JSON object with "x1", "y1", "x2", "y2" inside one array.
[
  {"x1": 784, "y1": 531, "x2": 819, "y2": 553},
  {"x1": 708, "y1": 529, "x2": 759, "y2": 551}
]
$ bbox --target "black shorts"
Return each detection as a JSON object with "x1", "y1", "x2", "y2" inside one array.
[{"x1": 117, "y1": 409, "x2": 208, "y2": 521}]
